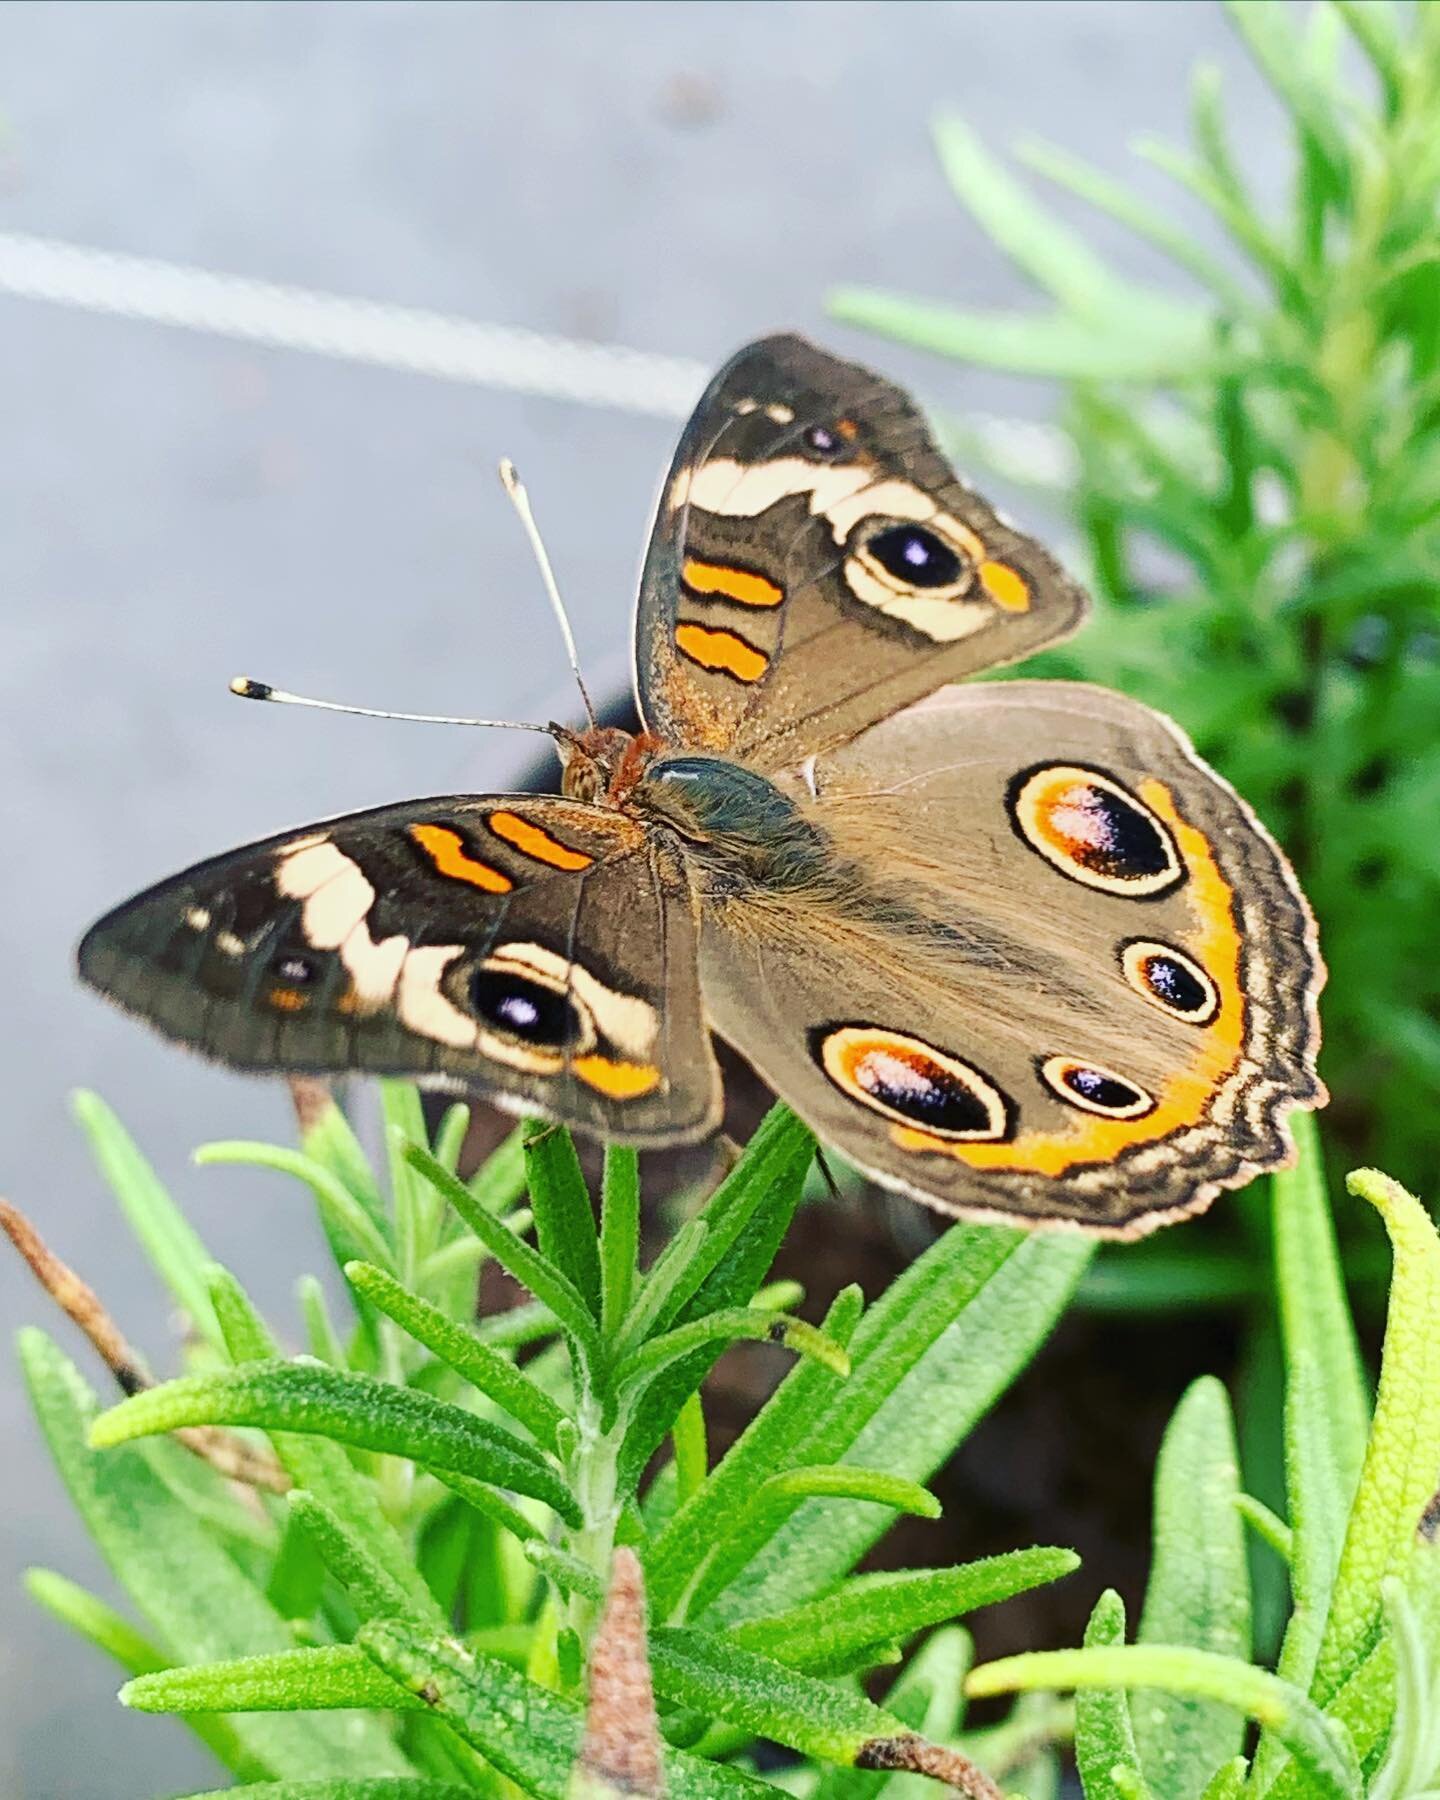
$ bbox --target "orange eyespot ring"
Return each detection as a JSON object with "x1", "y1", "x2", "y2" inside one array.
[
  {"x1": 816, "y1": 1025, "x2": 1011, "y2": 1141},
  {"x1": 1008, "y1": 764, "x2": 1184, "y2": 896},
  {"x1": 1121, "y1": 940, "x2": 1220, "y2": 1024},
  {"x1": 1040, "y1": 1056, "x2": 1155, "y2": 1119}
]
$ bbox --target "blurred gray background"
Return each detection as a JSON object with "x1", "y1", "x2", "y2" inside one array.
[{"x1": 1, "y1": 4, "x2": 1286, "y2": 1794}]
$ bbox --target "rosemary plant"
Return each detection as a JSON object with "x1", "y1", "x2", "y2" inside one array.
[{"x1": 10, "y1": 1081, "x2": 1440, "y2": 1797}]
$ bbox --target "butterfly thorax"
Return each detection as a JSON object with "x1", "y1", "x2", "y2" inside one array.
[{"x1": 632, "y1": 754, "x2": 834, "y2": 894}]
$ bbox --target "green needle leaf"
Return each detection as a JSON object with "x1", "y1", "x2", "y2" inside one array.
[
  {"x1": 175, "y1": 1783, "x2": 477, "y2": 1799},
  {"x1": 429, "y1": 1467, "x2": 544, "y2": 1545},
  {"x1": 26, "y1": 1567, "x2": 169, "y2": 1676},
  {"x1": 404, "y1": 1142, "x2": 603, "y2": 1375},
  {"x1": 616, "y1": 1306, "x2": 850, "y2": 1392},
  {"x1": 1311, "y1": 1168, "x2": 1440, "y2": 1706},
  {"x1": 649, "y1": 1625, "x2": 908, "y2": 1766},
  {"x1": 523, "y1": 1120, "x2": 602, "y2": 1317},
  {"x1": 967, "y1": 1645, "x2": 1360, "y2": 1800},
  {"x1": 673, "y1": 1390, "x2": 708, "y2": 1503},
  {"x1": 381, "y1": 1081, "x2": 435, "y2": 1283},
  {"x1": 89, "y1": 1359, "x2": 581, "y2": 1525},
  {"x1": 345, "y1": 1259, "x2": 565, "y2": 1450},
  {"x1": 72, "y1": 1090, "x2": 225, "y2": 1350},
  {"x1": 1274, "y1": 1111, "x2": 1370, "y2": 1511},
  {"x1": 1013, "y1": 134, "x2": 1256, "y2": 314},
  {"x1": 828, "y1": 290, "x2": 1221, "y2": 383},
  {"x1": 1136, "y1": 1377, "x2": 1251, "y2": 1796},
  {"x1": 287, "y1": 1489, "x2": 419, "y2": 1624},
  {"x1": 1073, "y1": 1591, "x2": 1152, "y2": 1800},
  {"x1": 296, "y1": 1275, "x2": 349, "y2": 1370},
  {"x1": 523, "y1": 1540, "x2": 605, "y2": 1603},
  {"x1": 123, "y1": 1645, "x2": 417, "y2": 1715},
  {"x1": 294, "y1": 1087, "x2": 389, "y2": 1234},
  {"x1": 1237, "y1": 1494, "x2": 1295, "y2": 1565},
  {"x1": 727, "y1": 1550, "x2": 1079, "y2": 1674},
  {"x1": 757, "y1": 1464, "x2": 941, "y2": 1519},
  {"x1": 432, "y1": 1101, "x2": 473, "y2": 1176},
  {"x1": 1259, "y1": 1112, "x2": 1374, "y2": 1777},
  {"x1": 196, "y1": 1142, "x2": 397, "y2": 1276},
  {"x1": 178, "y1": 1785, "x2": 477, "y2": 1799},
  {"x1": 600, "y1": 1145, "x2": 641, "y2": 1339},
  {"x1": 931, "y1": 112, "x2": 1122, "y2": 319}
]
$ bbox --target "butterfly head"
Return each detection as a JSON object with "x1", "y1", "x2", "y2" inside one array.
[{"x1": 556, "y1": 725, "x2": 664, "y2": 807}]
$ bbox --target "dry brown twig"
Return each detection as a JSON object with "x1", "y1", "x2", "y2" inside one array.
[
  {"x1": 1, "y1": 1195, "x2": 290, "y2": 1495},
  {"x1": 287, "y1": 1074, "x2": 335, "y2": 1138},
  {"x1": 574, "y1": 1546, "x2": 665, "y2": 1800}
]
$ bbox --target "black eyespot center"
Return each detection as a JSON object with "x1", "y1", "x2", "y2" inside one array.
[
  {"x1": 1009, "y1": 765, "x2": 1185, "y2": 897},
  {"x1": 1121, "y1": 939, "x2": 1219, "y2": 1023},
  {"x1": 1071, "y1": 789, "x2": 1167, "y2": 878},
  {"x1": 1040, "y1": 1054, "x2": 1155, "y2": 1118},
  {"x1": 815, "y1": 1026, "x2": 1012, "y2": 1142},
  {"x1": 855, "y1": 1047, "x2": 991, "y2": 1133},
  {"x1": 1147, "y1": 954, "x2": 1208, "y2": 1013},
  {"x1": 470, "y1": 969, "x2": 582, "y2": 1047},
  {"x1": 1067, "y1": 1066, "x2": 1140, "y2": 1109},
  {"x1": 272, "y1": 952, "x2": 318, "y2": 986},
  {"x1": 867, "y1": 523, "x2": 965, "y2": 590}
]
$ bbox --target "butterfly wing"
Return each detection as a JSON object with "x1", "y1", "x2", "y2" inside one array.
[
  {"x1": 79, "y1": 795, "x2": 721, "y2": 1145},
  {"x1": 696, "y1": 682, "x2": 1324, "y2": 1234},
  {"x1": 635, "y1": 334, "x2": 1088, "y2": 770}
]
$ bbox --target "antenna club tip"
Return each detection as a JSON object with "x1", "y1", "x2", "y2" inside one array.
[
  {"x1": 498, "y1": 457, "x2": 521, "y2": 494},
  {"x1": 230, "y1": 676, "x2": 272, "y2": 700}
]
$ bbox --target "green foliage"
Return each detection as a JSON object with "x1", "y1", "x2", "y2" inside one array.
[
  {"x1": 18, "y1": 1084, "x2": 1088, "y2": 1795},
  {"x1": 18, "y1": 1062, "x2": 1440, "y2": 1799},
  {"x1": 834, "y1": 0, "x2": 1440, "y2": 1192},
  {"x1": 967, "y1": 1118, "x2": 1440, "y2": 1798}
]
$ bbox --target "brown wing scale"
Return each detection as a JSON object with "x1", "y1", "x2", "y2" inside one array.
[
  {"x1": 79, "y1": 795, "x2": 722, "y2": 1145},
  {"x1": 636, "y1": 334, "x2": 1089, "y2": 769},
  {"x1": 694, "y1": 682, "x2": 1324, "y2": 1235}
]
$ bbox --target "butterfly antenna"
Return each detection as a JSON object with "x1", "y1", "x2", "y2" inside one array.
[
  {"x1": 498, "y1": 458, "x2": 599, "y2": 731},
  {"x1": 228, "y1": 676, "x2": 556, "y2": 736}
]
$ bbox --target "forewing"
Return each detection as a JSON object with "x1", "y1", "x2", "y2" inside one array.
[
  {"x1": 79, "y1": 796, "x2": 721, "y2": 1146},
  {"x1": 635, "y1": 334, "x2": 1088, "y2": 769},
  {"x1": 698, "y1": 682, "x2": 1324, "y2": 1234}
]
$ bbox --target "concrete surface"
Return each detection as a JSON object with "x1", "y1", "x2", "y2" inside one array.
[{"x1": 0, "y1": 4, "x2": 1284, "y2": 1793}]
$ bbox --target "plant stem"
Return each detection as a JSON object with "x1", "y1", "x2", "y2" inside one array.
[{"x1": 564, "y1": 1390, "x2": 624, "y2": 1652}]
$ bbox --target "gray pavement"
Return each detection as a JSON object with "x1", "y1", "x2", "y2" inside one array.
[{"x1": 0, "y1": 5, "x2": 1283, "y2": 1793}]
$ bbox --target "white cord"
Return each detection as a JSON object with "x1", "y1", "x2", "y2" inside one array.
[{"x1": 0, "y1": 227, "x2": 1074, "y2": 482}]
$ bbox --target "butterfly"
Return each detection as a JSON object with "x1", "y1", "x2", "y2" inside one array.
[{"x1": 78, "y1": 335, "x2": 1325, "y2": 1236}]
